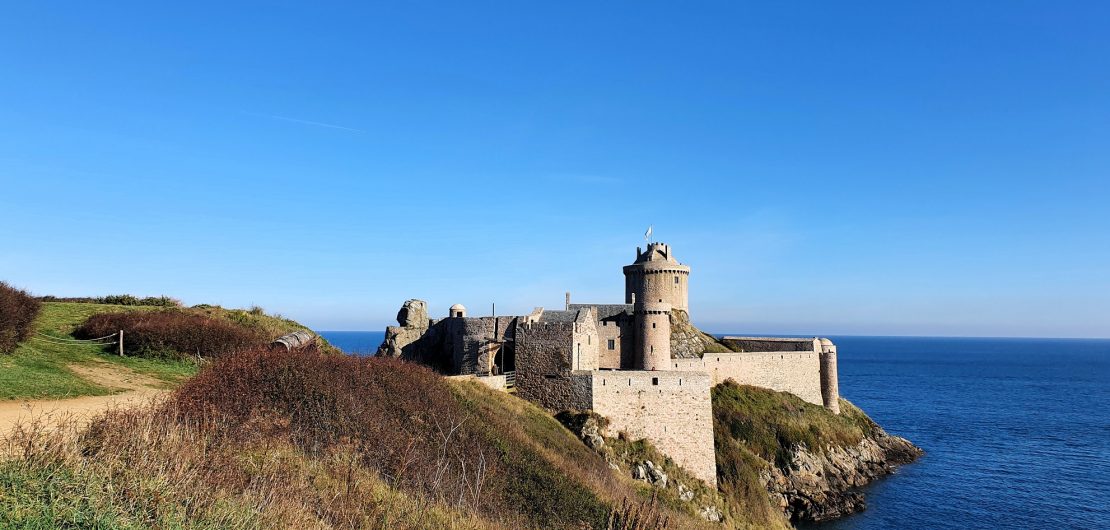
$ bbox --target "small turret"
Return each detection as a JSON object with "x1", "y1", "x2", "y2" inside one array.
[
  {"x1": 636, "y1": 302, "x2": 671, "y2": 370},
  {"x1": 449, "y1": 304, "x2": 467, "y2": 318},
  {"x1": 819, "y1": 338, "x2": 840, "y2": 414}
]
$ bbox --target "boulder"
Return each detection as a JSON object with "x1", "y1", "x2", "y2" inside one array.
[
  {"x1": 700, "y1": 506, "x2": 722, "y2": 522},
  {"x1": 677, "y1": 482, "x2": 695, "y2": 502},
  {"x1": 396, "y1": 299, "x2": 429, "y2": 328}
]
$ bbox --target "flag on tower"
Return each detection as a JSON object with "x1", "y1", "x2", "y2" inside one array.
[{"x1": 644, "y1": 225, "x2": 653, "y2": 243}]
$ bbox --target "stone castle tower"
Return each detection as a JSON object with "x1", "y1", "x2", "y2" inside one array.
[{"x1": 625, "y1": 243, "x2": 689, "y2": 369}]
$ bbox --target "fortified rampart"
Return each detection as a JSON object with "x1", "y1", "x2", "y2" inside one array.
[
  {"x1": 590, "y1": 370, "x2": 716, "y2": 486},
  {"x1": 673, "y1": 351, "x2": 823, "y2": 406}
]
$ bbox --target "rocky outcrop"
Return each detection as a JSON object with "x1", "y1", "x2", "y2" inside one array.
[
  {"x1": 669, "y1": 310, "x2": 730, "y2": 358},
  {"x1": 761, "y1": 428, "x2": 922, "y2": 523},
  {"x1": 376, "y1": 299, "x2": 430, "y2": 358}
]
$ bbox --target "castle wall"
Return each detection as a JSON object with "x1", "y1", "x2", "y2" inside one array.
[
  {"x1": 515, "y1": 321, "x2": 582, "y2": 410},
  {"x1": 672, "y1": 351, "x2": 824, "y2": 406},
  {"x1": 720, "y1": 337, "x2": 813, "y2": 352},
  {"x1": 597, "y1": 319, "x2": 623, "y2": 369},
  {"x1": 442, "y1": 316, "x2": 518, "y2": 375},
  {"x1": 589, "y1": 370, "x2": 716, "y2": 486},
  {"x1": 572, "y1": 309, "x2": 600, "y2": 371}
]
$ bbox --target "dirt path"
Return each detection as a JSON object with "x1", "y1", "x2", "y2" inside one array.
[{"x1": 0, "y1": 362, "x2": 167, "y2": 435}]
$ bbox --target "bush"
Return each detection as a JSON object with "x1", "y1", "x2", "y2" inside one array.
[
  {"x1": 100, "y1": 294, "x2": 182, "y2": 307},
  {"x1": 75, "y1": 310, "x2": 265, "y2": 359},
  {"x1": 0, "y1": 282, "x2": 41, "y2": 354},
  {"x1": 172, "y1": 350, "x2": 500, "y2": 510},
  {"x1": 37, "y1": 295, "x2": 182, "y2": 307}
]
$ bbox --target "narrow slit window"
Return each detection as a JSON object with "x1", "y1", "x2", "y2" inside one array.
[{"x1": 652, "y1": 377, "x2": 659, "y2": 386}]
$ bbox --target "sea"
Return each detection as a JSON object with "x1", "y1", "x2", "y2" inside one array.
[{"x1": 320, "y1": 331, "x2": 1110, "y2": 529}]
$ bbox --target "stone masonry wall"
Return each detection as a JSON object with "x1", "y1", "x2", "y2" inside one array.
[
  {"x1": 571, "y1": 308, "x2": 600, "y2": 370},
  {"x1": 597, "y1": 319, "x2": 623, "y2": 369},
  {"x1": 673, "y1": 351, "x2": 824, "y2": 406},
  {"x1": 590, "y1": 370, "x2": 716, "y2": 486},
  {"x1": 515, "y1": 321, "x2": 575, "y2": 408}
]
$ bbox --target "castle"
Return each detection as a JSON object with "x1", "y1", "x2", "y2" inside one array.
[{"x1": 378, "y1": 242, "x2": 841, "y2": 486}]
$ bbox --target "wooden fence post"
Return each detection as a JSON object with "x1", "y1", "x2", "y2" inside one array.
[{"x1": 118, "y1": 330, "x2": 124, "y2": 356}]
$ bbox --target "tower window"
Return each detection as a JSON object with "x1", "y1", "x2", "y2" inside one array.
[
  {"x1": 607, "y1": 339, "x2": 615, "y2": 350},
  {"x1": 652, "y1": 377, "x2": 659, "y2": 385},
  {"x1": 674, "y1": 276, "x2": 679, "y2": 284},
  {"x1": 652, "y1": 322, "x2": 656, "y2": 328}
]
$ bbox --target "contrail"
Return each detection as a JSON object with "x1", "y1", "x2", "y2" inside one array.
[{"x1": 266, "y1": 114, "x2": 364, "y2": 133}]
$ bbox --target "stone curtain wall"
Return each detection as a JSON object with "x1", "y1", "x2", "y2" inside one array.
[
  {"x1": 515, "y1": 321, "x2": 582, "y2": 410},
  {"x1": 590, "y1": 370, "x2": 717, "y2": 486},
  {"x1": 720, "y1": 337, "x2": 813, "y2": 352},
  {"x1": 673, "y1": 351, "x2": 824, "y2": 406}
]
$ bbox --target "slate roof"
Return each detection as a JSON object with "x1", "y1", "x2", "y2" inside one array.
[{"x1": 568, "y1": 303, "x2": 633, "y2": 320}]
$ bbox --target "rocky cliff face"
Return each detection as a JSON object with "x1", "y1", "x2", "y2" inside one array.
[
  {"x1": 761, "y1": 428, "x2": 922, "y2": 523},
  {"x1": 669, "y1": 310, "x2": 731, "y2": 358}
]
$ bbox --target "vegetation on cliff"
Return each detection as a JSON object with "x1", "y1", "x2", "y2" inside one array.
[
  {"x1": 1, "y1": 347, "x2": 709, "y2": 529},
  {"x1": 712, "y1": 381, "x2": 921, "y2": 523}
]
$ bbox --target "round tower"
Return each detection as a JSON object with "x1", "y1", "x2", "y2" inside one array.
[
  {"x1": 819, "y1": 338, "x2": 840, "y2": 414},
  {"x1": 624, "y1": 242, "x2": 691, "y2": 315},
  {"x1": 636, "y1": 302, "x2": 672, "y2": 370},
  {"x1": 449, "y1": 304, "x2": 467, "y2": 318}
]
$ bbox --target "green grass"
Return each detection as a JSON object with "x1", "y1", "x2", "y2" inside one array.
[
  {"x1": 710, "y1": 383, "x2": 880, "y2": 529},
  {"x1": 712, "y1": 382, "x2": 876, "y2": 468},
  {"x1": 2, "y1": 300, "x2": 342, "y2": 401},
  {"x1": 0, "y1": 303, "x2": 199, "y2": 400}
]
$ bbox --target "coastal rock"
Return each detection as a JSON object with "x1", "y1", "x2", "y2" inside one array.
[
  {"x1": 761, "y1": 428, "x2": 923, "y2": 523},
  {"x1": 677, "y1": 482, "x2": 695, "y2": 502},
  {"x1": 700, "y1": 505, "x2": 722, "y2": 522},
  {"x1": 669, "y1": 309, "x2": 729, "y2": 358},
  {"x1": 396, "y1": 299, "x2": 428, "y2": 327}
]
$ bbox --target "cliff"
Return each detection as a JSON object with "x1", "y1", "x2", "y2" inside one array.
[
  {"x1": 713, "y1": 381, "x2": 922, "y2": 524},
  {"x1": 669, "y1": 310, "x2": 731, "y2": 358}
]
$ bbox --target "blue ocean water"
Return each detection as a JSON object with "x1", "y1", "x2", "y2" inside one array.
[
  {"x1": 320, "y1": 332, "x2": 1110, "y2": 529},
  {"x1": 321, "y1": 330, "x2": 384, "y2": 356}
]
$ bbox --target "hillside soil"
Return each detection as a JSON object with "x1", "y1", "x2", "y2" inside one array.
[{"x1": 0, "y1": 361, "x2": 165, "y2": 435}]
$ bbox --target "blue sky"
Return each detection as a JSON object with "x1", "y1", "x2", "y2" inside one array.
[{"x1": 2, "y1": 2, "x2": 1108, "y2": 337}]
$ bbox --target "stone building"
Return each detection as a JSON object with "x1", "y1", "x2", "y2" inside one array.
[{"x1": 378, "y1": 242, "x2": 842, "y2": 486}]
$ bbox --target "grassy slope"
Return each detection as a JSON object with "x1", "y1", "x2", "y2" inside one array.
[
  {"x1": 712, "y1": 382, "x2": 879, "y2": 527},
  {"x1": 1, "y1": 302, "x2": 331, "y2": 401},
  {"x1": 0, "y1": 361, "x2": 706, "y2": 529}
]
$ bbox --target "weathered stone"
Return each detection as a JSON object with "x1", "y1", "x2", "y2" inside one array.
[
  {"x1": 632, "y1": 464, "x2": 647, "y2": 481},
  {"x1": 677, "y1": 482, "x2": 695, "y2": 502},
  {"x1": 396, "y1": 299, "x2": 428, "y2": 327},
  {"x1": 643, "y1": 460, "x2": 668, "y2": 488},
  {"x1": 759, "y1": 428, "x2": 923, "y2": 523},
  {"x1": 700, "y1": 506, "x2": 722, "y2": 522}
]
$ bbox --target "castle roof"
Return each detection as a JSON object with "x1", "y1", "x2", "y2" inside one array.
[
  {"x1": 568, "y1": 303, "x2": 633, "y2": 320},
  {"x1": 538, "y1": 310, "x2": 577, "y2": 323}
]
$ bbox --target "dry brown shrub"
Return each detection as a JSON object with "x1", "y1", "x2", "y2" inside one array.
[
  {"x1": 75, "y1": 310, "x2": 265, "y2": 359},
  {"x1": 0, "y1": 281, "x2": 41, "y2": 354}
]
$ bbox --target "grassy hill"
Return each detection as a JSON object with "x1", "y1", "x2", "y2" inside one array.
[
  {"x1": 0, "y1": 301, "x2": 332, "y2": 401},
  {"x1": 1, "y1": 347, "x2": 711, "y2": 529}
]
